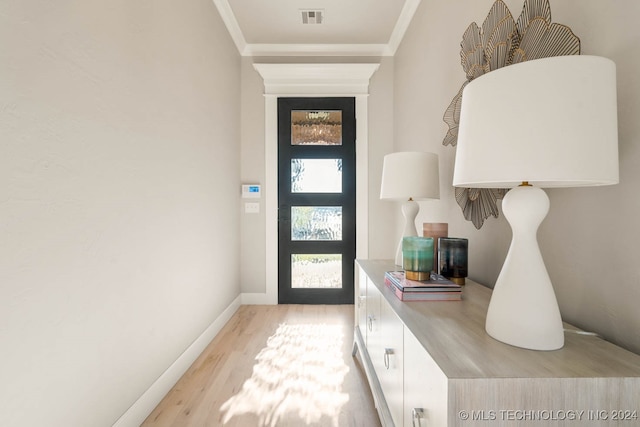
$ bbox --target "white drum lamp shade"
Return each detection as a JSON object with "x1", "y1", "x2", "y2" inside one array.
[
  {"x1": 453, "y1": 55, "x2": 619, "y2": 350},
  {"x1": 380, "y1": 151, "x2": 440, "y2": 266}
]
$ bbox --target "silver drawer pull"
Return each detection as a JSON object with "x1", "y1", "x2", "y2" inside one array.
[
  {"x1": 368, "y1": 315, "x2": 375, "y2": 331},
  {"x1": 412, "y1": 408, "x2": 425, "y2": 427},
  {"x1": 384, "y1": 348, "x2": 394, "y2": 369}
]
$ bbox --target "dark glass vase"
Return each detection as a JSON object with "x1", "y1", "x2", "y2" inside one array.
[{"x1": 438, "y1": 237, "x2": 468, "y2": 285}]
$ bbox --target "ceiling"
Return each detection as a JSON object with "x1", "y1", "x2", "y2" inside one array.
[{"x1": 212, "y1": 0, "x2": 421, "y2": 57}]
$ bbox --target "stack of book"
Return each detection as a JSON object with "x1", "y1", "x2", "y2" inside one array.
[{"x1": 384, "y1": 270, "x2": 462, "y2": 301}]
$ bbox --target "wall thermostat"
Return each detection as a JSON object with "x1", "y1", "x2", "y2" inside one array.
[{"x1": 242, "y1": 184, "x2": 261, "y2": 198}]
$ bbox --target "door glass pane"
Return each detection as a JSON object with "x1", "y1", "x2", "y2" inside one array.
[
  {"x1": 291, "y1": 254, "x2": 342, "y2": 288},
  {"x1": 291, "y1": 206, "x2": 342, "y2": 241},
  {"x1": 291, "y1": 159, "x2": 342, "y2": 193},
  {"x1": 291, "y1": 110, "x2": 342, "y2": 145}
]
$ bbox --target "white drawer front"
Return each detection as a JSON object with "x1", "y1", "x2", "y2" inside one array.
[
  {"x1": 403, "y1": 329, "x2": 448, "y2": 427},
  {"x1": 380, "y1": 299, "x2": 404, "y2": 426}
]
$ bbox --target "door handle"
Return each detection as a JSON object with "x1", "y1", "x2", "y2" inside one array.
[
  {"x1": 412, "y1": 408, "x2": 425, "y2": 427},
  {"x1": 384, "y1": 348, "x2": 394, "y2": 369},
  {"x1": 278, "y1": 205, "x2": 290, "y2": 222}
]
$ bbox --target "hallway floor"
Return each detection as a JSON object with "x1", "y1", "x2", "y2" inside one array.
[{"x1": 142, "y1": 304, "x2": 381, "y2": 427}]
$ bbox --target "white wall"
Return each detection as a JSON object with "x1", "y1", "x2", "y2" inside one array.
[
  {"x1": 0, "y1": 1, "x2": 241, "y2": 425},
  {"x1": 395, "y1": 0, "x2": 640, "y2": 354},
  {"x1": 239, "y1": 57, "x2": 267, "y2": 294},
  {"x1": 367, "y1": 58, "x2": 398, "y2": 260}
]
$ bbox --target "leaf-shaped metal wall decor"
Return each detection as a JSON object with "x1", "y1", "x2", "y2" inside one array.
[{"x1": 444, "y1": 0, "x2": 580, "y2": 229}]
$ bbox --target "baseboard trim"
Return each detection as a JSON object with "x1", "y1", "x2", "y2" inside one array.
[
  {"x1": 241, "y1": 292, "x2": 277, "y2": 305},
  {"x1": 112, "y1": 295, "x2": 242, "y2": 427}
]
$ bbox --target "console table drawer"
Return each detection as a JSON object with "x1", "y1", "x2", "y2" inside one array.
[{"x1": 404, "y1": 328, "x2": 448, "y2": 427}]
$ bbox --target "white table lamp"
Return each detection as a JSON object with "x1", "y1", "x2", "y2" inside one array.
[
  {"x1": 454, "y1": 55, "x2": 619, "y2": 350},
  {"x1": 380, "y1": 151, "x2": 440, "y2": 266}
]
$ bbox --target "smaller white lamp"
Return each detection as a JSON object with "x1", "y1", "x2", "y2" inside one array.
[
  {"x1": 380, "y1": 152, "x2": 440, "y2": 266},
  {"x1": 454, "y1": 55, "x2": 619, "y2": 350}
]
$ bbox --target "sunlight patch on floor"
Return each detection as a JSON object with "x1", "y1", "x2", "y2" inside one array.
[{"x1": 220, "y1": 323, "x2": 350, "y2": 427}]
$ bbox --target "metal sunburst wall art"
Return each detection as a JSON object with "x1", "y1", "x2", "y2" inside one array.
[{"x1": 443, "y1": 0, "x2": 580, "y2": 229}]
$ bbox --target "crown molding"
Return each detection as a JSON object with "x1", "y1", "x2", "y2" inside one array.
[
  {"x1": 212, "y1": 0, "x2": 247, "y2": 54},
  {"x1": 213, "y1": 0, "x2": 421, "y2": 57},
  {"x1": 244, "y1": 43, "x2": 392, "y2": 57},
  {"x1": 387, "y1": 0, "x2": 421, "y2": 55},
  {"x1": 253, "y1": 63, "x2": 380, "y2": 95}
]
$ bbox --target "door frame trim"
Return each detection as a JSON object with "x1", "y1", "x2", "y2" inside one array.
[{"x1": 254, "y1": 63, "x2": 379, "y2": 304}]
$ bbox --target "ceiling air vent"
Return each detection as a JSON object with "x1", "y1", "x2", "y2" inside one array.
[{"x1": 301, "y1": 10, "x2": 323, "y2": 24}]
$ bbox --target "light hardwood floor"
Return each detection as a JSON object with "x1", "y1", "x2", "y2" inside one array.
[{"x1": 142, "y1": 304, "x2": 381, "y2": 427}]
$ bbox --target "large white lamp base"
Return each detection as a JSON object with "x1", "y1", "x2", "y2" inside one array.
[
  {"x1": 485, "y1": 185, "x2": 564, "y2": 351},
  {"x1": 394, "y1": 199, "x2": 420, "y2": 266}
]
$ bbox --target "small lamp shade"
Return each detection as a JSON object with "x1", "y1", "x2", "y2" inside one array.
[
  {"x1": 454, "y1": 55, "x2": 619, "y2": 189},
  {"x1": 380, "y1": 152, "x2": 440, "y2": 201},
  {"x1": 380, "y1": 151, "x2": 440, "y2": 266}
]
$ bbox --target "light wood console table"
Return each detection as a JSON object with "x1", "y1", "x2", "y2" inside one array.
[{"x1": 353, "y1": 259, "x2": 640, "y2": 427}]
